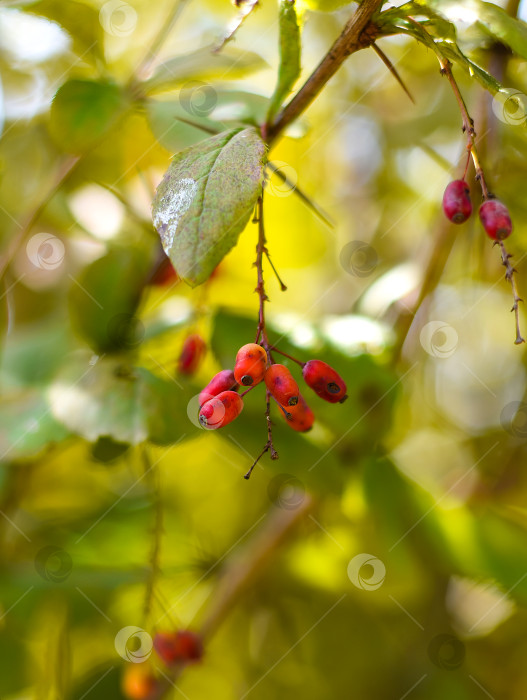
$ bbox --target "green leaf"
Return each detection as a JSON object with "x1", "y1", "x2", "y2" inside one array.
[
  {"x1": 68, "y1": 247, "x2": 150, "y2": 353},
  {"x1": 0, "y1": 390, "x2": 70, "y2": 460},
  {"x1": 48, "y1": 353, "x2": 189, "y2": 446},
  {"x1": 146, "y1": 90, "x2": 270, "y2": 152},
  {"x1": 152, "y1": 127, "x2": 267, "y2": 287},
  {"x1": 50, "y1": 80, "x2": 127, "y2": 153},
  {"x1": 300, "y1": 0, "x2": 352, "y2": 10},
  {"x1": 267, "y1": 0, "x2": 302, "y2": 124},
  {"x1": 142, "y1": 46, "x2": 267, "y2": 95}
]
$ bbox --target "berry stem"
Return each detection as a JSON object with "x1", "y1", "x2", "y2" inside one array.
[
  {"x1": 254, "y1": 193, "x2": 271, "y2": 355},
  {"x1": 244, "y1": 390, "x2": 279, "y2": 480},
  {"x1": 268, "y1": 345, "x2": 306, "y2": 368},
  {"x1": 437, "y1": 58, "x2": 490, "y2": 199},
  {"x1": 497, "y1": 241, "x2": 525, "y2": 344},
  {"x1": 265, "y1": 250, "x2": 287, "y2": 291}
]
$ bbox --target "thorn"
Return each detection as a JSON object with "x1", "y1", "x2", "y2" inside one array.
[{"x1": 372, "y1": 43, "x2": 414, "y2": 103}]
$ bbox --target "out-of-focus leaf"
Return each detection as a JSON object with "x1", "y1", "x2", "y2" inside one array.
[
  {"x1": 300, "y1": 0, "x2": 352, "y2": 10},
  {"x1": 90, "y1": 436, "x2": 130, "y2": 463},
  {"x1": 50, "y1": 80, "x2": 127, "y2": 153},
  {"x1": 142, "y1": 46, "x2": 267, "y2": 95},
  {"x1": 152, "y1": 127, "x2": 266, "y2": 287},
  {"x1": 68, "y1": 247, "x2": 149, "y2": 354},
  {"x1": 48, "y1": 353, "x2": 189, "y2": 446},
  {"x1": 0, "y1": 390, "x2": 70, "y2": 461},
  {"x1": 267, "y1": 0, "x2": 302, "y2": 124},
  {"x1": 27, "y1": 0, "x2": 103, "y2": 62}
]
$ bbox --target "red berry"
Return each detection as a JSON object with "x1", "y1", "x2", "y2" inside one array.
[
  {"x1": 265, "y1": 364, "x2": 299, "y2": 406},
  {"x1": 479, "y1": 199, "x2": 513, "y2": 240},
  {"x1": 178, "y1": 334, "x2": 206, "y2": 375},
  {"x1": 199, "y1": 390, "x2": 243, "y2": 429},
  {"x1": 122, "y1": 664, "x2": 159, "y2": 700},
  {"x1": 302, "y1": 360, "x2": 347, "y2": 403},
  {"x1": 442, "y1": 180, "x2": 472, "y2": 224},
  {"x1": 199, "y1": 369, "x2": 238, "y2": 406},
  {"x1": 153, "y1": 630, "x2": 203, "y2": 666},
  {"x1": 148, "y1": 255, "x2": 178, "y2": 286},
  {"x1": 281, "y1": 394, "x2": 315, "y2": 432},
  {"x1": 233, "y1": 343, "x2": 267, "y2": 386}
]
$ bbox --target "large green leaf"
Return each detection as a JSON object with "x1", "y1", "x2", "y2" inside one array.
[
  {"x1": 68, "y1": 247, "x2": 150, "y2": 353},
  {"x1": 141, "y1": 46, "x2": 267, "y2": 95},
  {"x1": 152, "y1": 127, "x2": 267, "y2": 287},
  {"x1": 0, "y1": 390, "x2": 70, "y2": 461},
  {"x1": 267, "y1": 0, "x2": 302, "y2": 124},
  {"x1": 48, "y1": 353, "x2": 189, "y2": 446},
  {"x1": 50, "y1": 80, "x2": 127, "y2": 153}
]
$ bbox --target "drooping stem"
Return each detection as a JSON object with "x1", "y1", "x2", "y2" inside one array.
[
  {"x1": 265, "y1": 0, "x2": 383, "y2": 143},
  {"x1": 498, "y1": 241, "x2": 525, "y2": 344},
  {"x1": 438, "y1": 58, "x2": 490, "y2": 198},
  {"x1": 269, "y1": 345, "x2": 305, "y2": 368},
  {"x1": 254, "y1": 193, "x2": 270, "y2": 351},
  {"x1": 244, "y1": 390, "x2": 279, "y2": 480}
]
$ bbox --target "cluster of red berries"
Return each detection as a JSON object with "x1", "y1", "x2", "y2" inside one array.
[
  {"x1": 197, "y1": 343, "x2": 347, "y2": 433},
  {"x1": 122, "y1": 630, "x2": 202, "y2": 700},
  {"x1": 442, "y1": 179, "x2": 513, "y2": 240}
]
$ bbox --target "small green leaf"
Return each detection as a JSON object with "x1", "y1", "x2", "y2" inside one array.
[
  {"x1": 152, "y1": 127, "x2": 267, "y2": 287},
  {"x1": 267, "y1": 0, "x2": 302, "y2": 124},
  {"x1": 142, "y1": 46, "x2": 267, "y2": 95},
  {"x1": 48, "y1": 354, "x2": 189, "y2": 446},
  {"x1": 474, "y1": 2, "x2": 527, "y2": 60},
  {"x1": 69, "y1": 247, "x2": 150, "y2": 353},
  {"x1": 50, "y1": 80, "x2": 127, "y2": 153}
]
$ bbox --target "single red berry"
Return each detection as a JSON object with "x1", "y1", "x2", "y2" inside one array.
[
  {"x1": 122, "y1": 664, "x2": 159, "y2": 700},
  {"x1": 153, "y1": 630, "x2": 203, "y2": 666},
  {"x1": 199, "y1": 369, "x2": 238, "y2": 406},
  {"x1": 479, "y1": 199, "x2": 513, "y2": 240},
  {"x1": 265, "y1": 364, "x2": 299, "y2": 406},
  {"x1": 178, "y1": 334, "x2": 206, "y2": 375},
  {"x1": 148, "y1": 254, "x2": 178, "y2": 286},
  {"x1": 302, "y1": 360, "x2": 347, "y2": 403},
  {"x1": 199, "y1": 390, "x2": 243, "y2": 429},
  {"x1": 442, "y1": 180, "x2": 472, "y2": 224},
  {"x1": 281, "y1": 394, "x2": 315, "y2": 432},
  {"x1": 234, "y1": 343, "x2": 267, "y2": 386}
]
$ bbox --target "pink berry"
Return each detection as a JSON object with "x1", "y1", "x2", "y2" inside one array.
[
  {"x1": 442, "y1": 180, "x2": 472, "y2": 224},
  {"x1": 479, "y1": 199, "x2": 513, "y2": 240}
]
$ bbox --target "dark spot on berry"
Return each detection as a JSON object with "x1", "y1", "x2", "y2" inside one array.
[
  {"x1": 327, "y1": 382, "x2": 340, "y2": 394},
  {"x1": 199, "y1": 415, "x2": 208, "y2": 427},
  {"x1": 288, "y1": 396, "x2": 299, "y2": 406},
  {"x1": 241, "y1": 375, "x2": 253, "y2": 386}
]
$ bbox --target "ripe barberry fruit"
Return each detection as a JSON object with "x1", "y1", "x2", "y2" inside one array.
[
  {"x1": 264, "y1": 364, "x2": 299, "y2": 406},
  {"x1": 302, "y1": 360, "x2": 347, "y2": 403},
  {"x1": 199, "y1": 369, "x2": 238, "y2": 407},
  {"x1": 479, "y1": 199, "x2": 513, "y2": 240},
  {"x1": 122, "y1": 664, "x2": 158, "y2": 700},
  {"x1": 442, "y1": 180, "x2": 472, "y2": 224},
  {"x1": 153, "y1": 630, "x2": 203, "y2": 666},
  {"x1": 148, "y1": 255, "x2": 178, "y2": 286},
  {"x1": 178, "y1": 334, "x2": 206, "y2": 375},
  {"x1": 282, "y1": 394, "x2": 315, "y2": 432},
  {"x1": 234, "y1": 343, "x2": 267, "y2": 386},
  {"x1": 199, "y1": 390, "x2": 243, "y2": 429}
]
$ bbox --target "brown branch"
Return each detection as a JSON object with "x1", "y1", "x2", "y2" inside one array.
[
  {"x1": 265, "y1": 0, "x2": 383, "y2": 143},
  {"x1": 498, "y1": 241, "x2": 525, "y2": 344},
  {"x1": 244, "y1": 390, "x2": 279, "y2": 480}
]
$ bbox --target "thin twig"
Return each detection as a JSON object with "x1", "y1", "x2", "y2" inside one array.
[
  {"x1": 269, "y1": 345, "x2": 305, "y2": 367},
  {"x1": 213, "y1": 0, "x2": 260, "y2": 53},
  {"x1": 498, "y1": 241, "x2": 525, "y2": 344},
  {"x1": 244, "y1": 390, "x2": 278, "y2": 480}
]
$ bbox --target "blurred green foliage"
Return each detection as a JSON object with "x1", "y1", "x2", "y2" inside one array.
[{"x1": 1, "y1": 1, "x2": 527, "y2": 699}]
